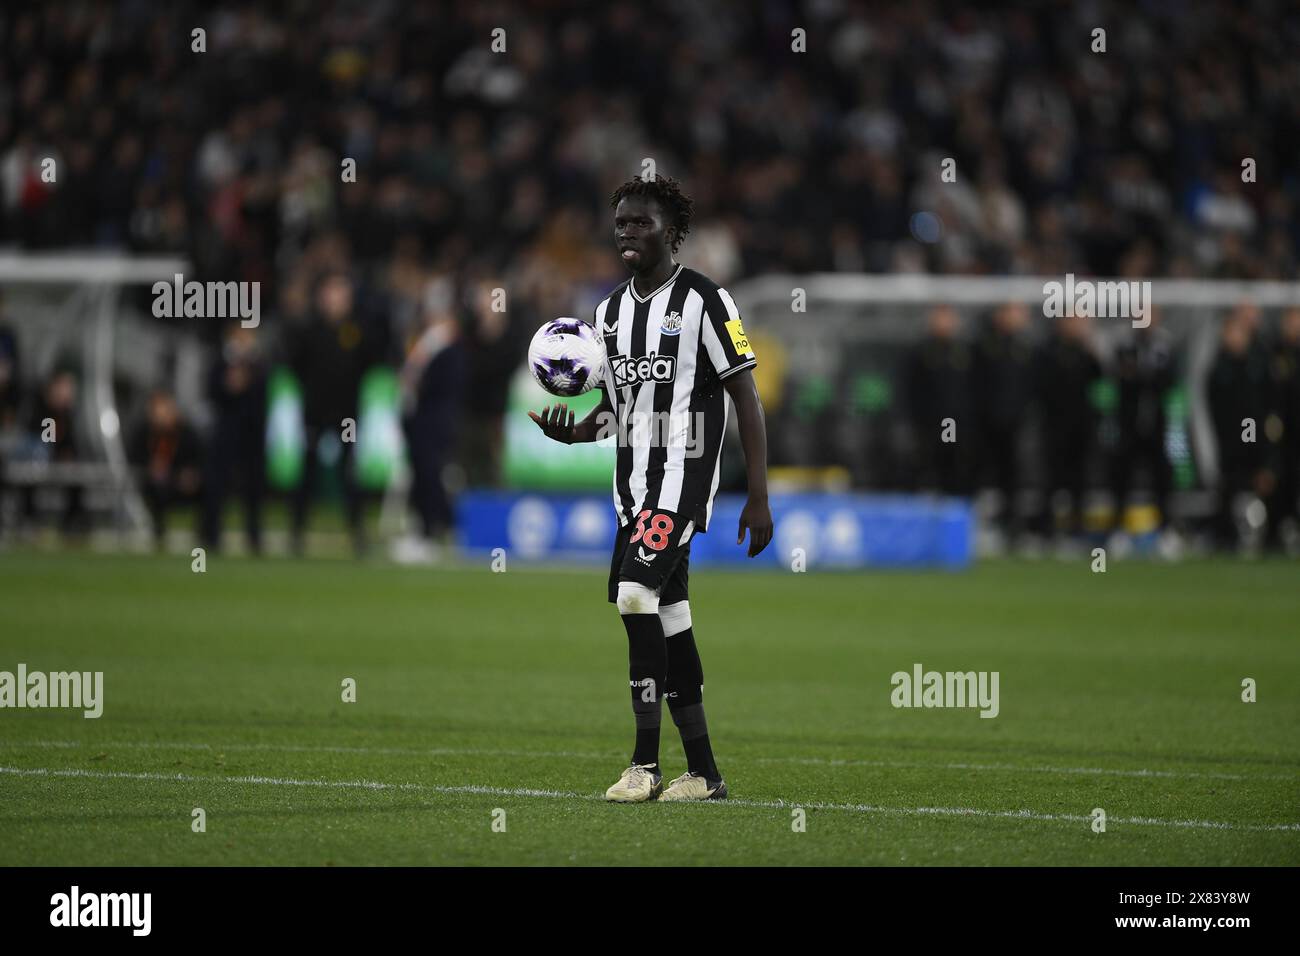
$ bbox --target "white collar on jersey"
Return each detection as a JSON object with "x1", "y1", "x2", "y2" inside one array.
[{"x1": 628, "y1": 262, "x2": 683, "y2": 303}]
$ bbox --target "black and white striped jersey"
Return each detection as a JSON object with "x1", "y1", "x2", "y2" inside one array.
[{"x1": 594, "y1": 264, "x2": 757, "y2": 533}]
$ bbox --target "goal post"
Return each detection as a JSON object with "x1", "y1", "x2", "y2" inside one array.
[{"x1": 0, "y1": 253, "x2": 190, "y2": 540}]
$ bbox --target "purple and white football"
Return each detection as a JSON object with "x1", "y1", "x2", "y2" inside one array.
[{"x1": 527, "y1": 318, "x2": 607, "y2": 396}]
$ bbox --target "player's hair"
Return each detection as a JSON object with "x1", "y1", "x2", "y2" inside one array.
[{"x1": 610, "y1": 174, "x2": 694, "y2": 253}]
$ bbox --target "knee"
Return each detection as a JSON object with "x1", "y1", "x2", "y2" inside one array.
[
  {"x1": 616, "y1": 581, "x2": 659, "y2": 616},
  {"x1": 658, "y1": 600, "x2": 692, "y2": 637}
]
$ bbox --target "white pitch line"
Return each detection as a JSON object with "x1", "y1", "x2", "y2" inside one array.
[
  {"x1": 749, "y1": 756, "x2": 1295, "y2": 782},
  {"x1": 6, "y1": 739, "x2": 1297, "y2": 783},
  {"x1": 2, "y1": 766, "x2": 1298, "y2": 833}
]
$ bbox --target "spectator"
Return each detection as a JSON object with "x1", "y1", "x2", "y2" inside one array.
[
  {"x1": 1265, "y1": 308, "x2": 1300, "y2": 549},
  {"x1": 1110, "y1": 308, "x2": 1177, "y2": 532},
  {"x1": 460, "y1": 277, "x2": 525, "y2": 487},
  {"x1": 289, "y1": 271, "x2": 370, "y2": 556},
  {"x1": 202, "y1": 322, "x2": 268, "y2": 554},
  {"x1": 1207, "y1": 306, "x2": 1271, "y2": 550},
  {"x1": 130, "y1": 390, "x2": 202, "y2": 548},
  {"x1": 904, "y1": 304, "x2": 971, "y2": 495},
  {"x1": 26, "y1": 369, "x2": 86, "y2": 535},
  {"x1": 399, "y1": 279, "x2": 466, "y2": 552},
  {"x1": 1035, "y1": 311, "x2": 1102, "y2": 539},
  {"x1": 972, "y1": 302, "x2": 1033, "y2": 538},
  {"x1": 0, "y1": 296, "x2": 19, "y2": 536},
  {"x1": 0, "y1": 293, "x2": 18, "y2": 428}
]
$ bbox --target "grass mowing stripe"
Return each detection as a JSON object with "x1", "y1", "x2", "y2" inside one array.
[
  {"x1": 7, "y1": 738, "x2": 1296, "y2": 783},
  {"x1": 4, "y1": 766, "x2": 1298, "y2": 833},
  {"x1": 8, "y1": 739, "x2": 616, "y2": 761}
]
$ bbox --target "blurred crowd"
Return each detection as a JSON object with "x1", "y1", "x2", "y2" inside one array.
[
  {"x1": 3, "y1": 1, "x2": 1298, "y2": 285},
  {"x1": 2, "y1": 1, "x2": 1299, "y2": 554}
]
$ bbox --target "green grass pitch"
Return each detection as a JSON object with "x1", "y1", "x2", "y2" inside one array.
[{"x1": 1, "y1": 550, "x2": 1297, "y2": 866}]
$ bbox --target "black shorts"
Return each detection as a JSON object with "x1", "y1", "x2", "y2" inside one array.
[{"x1": 607, "y1": 508, "x2": 694, "y2": 605}]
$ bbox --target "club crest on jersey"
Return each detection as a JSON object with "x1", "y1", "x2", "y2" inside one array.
[
  {"x1": 609, "y1": 352, "x2": 677, "y2": 389},
  {"x1": 660, "y1": 310, "x2": 683, "y2": 335}
]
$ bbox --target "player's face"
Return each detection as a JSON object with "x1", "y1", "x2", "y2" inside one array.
[{"x1": 614, "y1": 196, "x2": 672, "y2": 274}]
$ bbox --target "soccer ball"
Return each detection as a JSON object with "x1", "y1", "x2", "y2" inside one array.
[{"x1": 527, "y1": 318, "x2": 607, "y2": 396}]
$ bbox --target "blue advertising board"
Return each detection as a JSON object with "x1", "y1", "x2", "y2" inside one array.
[{"x1": 456, "y1": 492, "x2": 972, "y2": 569}]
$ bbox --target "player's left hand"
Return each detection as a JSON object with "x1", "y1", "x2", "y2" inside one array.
[{"x1": 737, "y1": 496, "x2": 773, "y2": 557}]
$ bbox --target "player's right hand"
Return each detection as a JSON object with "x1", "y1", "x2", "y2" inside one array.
[{"x1": 528, "y1": 403, "x2": 575, "y2": 444}]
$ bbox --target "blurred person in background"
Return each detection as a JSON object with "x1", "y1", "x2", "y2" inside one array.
[
  {"x1": 1265, "y1": 308, "x2": 1300, "y2": 550},
  {"x1": 1207, "y1": 304, "x2": 1271, "y2": 550},
  {"x1": 24, "y1": 368, "x2": 86, "y2": 536},
  {"x1": 1035, "y1": 311, "x2": 1102, "y2": 541},
  {"x1": 1110, "y1": 308, "x2": 1177, "y2": 535},
  {"x1": 461, "y1": 276, "x2": 524, "y2": 487},
  {"x1": 0, "y1": 293, "x2": 18, "y2": 427},
  {"x1": 130, "y1": 389, "x2": 202, "y2": 549},
  {"x1": 202, "y1": 322, "x2": 268, "y2": 555},
  {"x1": 0, "y1": 294, "x2": 19, "y2": 536},
  {"x1": 972, "y1": 302, "x2": 1033, "y2": 540},
  {"x1": 396, "y1": 278, "x2": 466, "y2": 561},
  {"x1": 289, "y1": 270, "x2": 370, "y2": 556},
  {"x1": 904, "y1": 304, "x2": 971, "y2": 495}
]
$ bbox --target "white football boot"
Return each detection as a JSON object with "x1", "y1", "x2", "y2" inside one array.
[
  {"x1": 604, "y1": 763, "x2": 663, "y2": 802},
  {"x1": 659, "y1": 771, "x2": 728, "y2": 801}
]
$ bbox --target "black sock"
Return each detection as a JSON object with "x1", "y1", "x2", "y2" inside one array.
[
  {"x1": 665, "y1": 626, "x2": 720, "y2": 780},
  {"x1": 634, "y1": 728, "x2": 661, "y2": 773},
  {"x1": 671, "y1": 703, "x2": 719, "y2": 780},
  {"x1": 621, "y1": 612, "x2": 666, "y2": 769}
]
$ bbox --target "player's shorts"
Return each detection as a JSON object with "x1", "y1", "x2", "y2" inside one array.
[{"x1": 607, "y1": 508, "x2": 694, "y2": 605}]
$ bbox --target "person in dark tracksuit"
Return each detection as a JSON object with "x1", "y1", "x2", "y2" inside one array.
[
  {"x1": 0, "y1": 307, "x2": 19, "y2": 537},
  {"x1": 1035, "y1": 312, "x2": 1102, "y2": 538},
  {"x1": 289, "y1": 271, "x2": 370, "y2": 555},
  {"x1": 1207, "y1": 308, "x2": 1271, "y2": 550},
  {"x1": 1110, "y1": 310, "x2": 1177, "y2": 532},
  {"x1": 27, "y1": 369, "x2": 87, "y2": 535},
  {"x1": 131, "y1": 390, "x2": 203, "y2": 547},
  {"x1": 972, "y1": 302, "x2": 1033, "y2": 537},
  {"x1": 905, "y1": 305, "x2": 972, "y2": 496},
  {"x1": 1265, "y1": 308, "x2": 1300, "y2": 549},
  {"x1": 400, "y1": 305, "x2": 465, "y2": 542},
  {"x1": 462, "y1": 279, "x2": 525, "y2": 488},
  {"x1": 202, "y1": 323, "x2": 267, "y2": 554}
]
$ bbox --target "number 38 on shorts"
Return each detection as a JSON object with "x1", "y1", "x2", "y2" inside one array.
[
  {"x1": 628, "y1": 509, "x2": 676, "y2": 551},
  {"x1": 608, "y1": 506, "x2": 696, "y2": 605}
]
